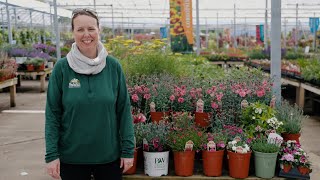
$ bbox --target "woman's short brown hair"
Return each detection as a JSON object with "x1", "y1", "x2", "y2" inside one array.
[{"x1": 71, "y1": 8, "x2": 100, "y2": 30}]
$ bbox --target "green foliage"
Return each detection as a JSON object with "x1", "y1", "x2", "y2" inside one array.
[
  {"x1": 298, "y1": 58, "x2": 320, "y2": 82},
  {"x1": 284, "y1": 51, "x2": 305, "y2": 60},
  {"x1": 241, "y1": 102, "x2": 280, "y2": 138},
  {"x1": 205, "y1": 54, "x2": 228, "y2": 61},
  {"x1": 166, "y1": 113, "x2": 204, "y2": 152},
  {"x1": 275, "y1": 100, "x2": 307, "y2": 134},
  {"x1": 248, "y1": 49, "x2": 268, "y2": 60},
  {"x1": 121, "y1": 51, "x2": 188, "y2": 78},
  {"x1": 137, "y1": 121, "x2": 171, "y2": 152},
  {"x1": 251, "y1": 138, "x2": 280, "y2": 153}
]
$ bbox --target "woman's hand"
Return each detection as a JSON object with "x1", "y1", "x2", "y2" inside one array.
[
  {"x1": 120, "y1": 158, "x2": 134, "y2": 173},
  {"x1": 46, "y1": 158, "x2": 60, "y2": 179}
]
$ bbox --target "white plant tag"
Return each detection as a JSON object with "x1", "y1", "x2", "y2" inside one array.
[
  {"x1": 207, "y1": 141, "x2": 216, "y2": 152},
  {"x1": 143, "y1": 138, "x2": 149, "y2": 151},
  {"x1": 196, "y1": 99, "x2": 204, "y2": 113},
  {"x1": 268, "y1": 133, "x2": 283, "y2": 147},
  {"x1": 184, "y1": 140, "x2": 194, "y2": 151},
  {"x1": 234, "y1": 136, "x2": 242, "y2": 142},
  {"x1": 241, "y1": 99, "x2": 248, "y2": 109},
  {"x1": 149, "y1": 102, "x2": 156, "y2": 112}
]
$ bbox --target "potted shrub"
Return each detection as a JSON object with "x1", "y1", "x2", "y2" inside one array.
[
  {"x1": 227, "y1": 137, "x2": 251, "y2": 179},
  {"x1": 140, "y1": 121, "x2": 171, "y2": 177},
  {"x1": 200, "y1": 130, "x2": 227, "y2": 177},
  {"x1": 166, "y1": 113, "x2": 204, "y2": 176},
  {"x1": 275, "y1": 100, "x2": 308, "y2": 143},
  {"x1": 251, "y1": 137, "x2": 281, "y2": 178}
]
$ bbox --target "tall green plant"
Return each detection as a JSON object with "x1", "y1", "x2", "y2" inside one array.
[{"x1": 275, "y1": 100, "x2": 307, "y2": 134}]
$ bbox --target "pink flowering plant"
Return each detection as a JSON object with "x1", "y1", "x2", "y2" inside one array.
[
  {"x1": 139, "y1": 121, "x2": 172, "y2": 152},
  {"x1": 210, "y1": 67, "x2": 273, "y2": 125},
  {"x1": 127, "y1": 76, "x2": 152, "y2": 114},
  {"x1": 279, "y1": 140, "x2": 312, "y2": 171},
  {"x1": 166, "y1": 113, "x2": 205, "y2": 152},
  {"x1": 148, "y1": 75, "x2": 174, "y2": 112},
  {"x1": 169, "y1": 78, "x2": 194, "y2": 112},
  {"x1": 133, "y1": 113, "x2": 147, "y2": 148},
  {"x1": 294, "y1": 148, "x2": 312, "y2": 169},
  {"x1": 200, "y1": 131, "x2": 228, "y2": 151}
]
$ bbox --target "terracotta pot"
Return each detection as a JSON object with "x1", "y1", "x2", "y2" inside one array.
[
  {"x1": 37, "y1": 63, "x2": 45, "y2": 71},
  {"x1": 282, "y1": 133, "x2": 301, "y2": 144},
  {"x1": 26, "y1": 64, "x2": 34, "y2": 71},
  {"x1": 195, "y1": 112, "x2": 210, "y2": 128},
  {"x1": 202, "y1": 150, "x2": 224, "y2": 177},
  {"x1": 227, "y1": 150, "x2": 251, "y2": 179},
  {"x1": 150, "y1": 112, "x2": 169, "y2": 123},
  {"x1": 123, "y1": 148, "x2": 138, "y2": 175},
  {"x1": 173, "y1": 151, "x2": 195, "y2": 176},
  {"x1": 282, "y1": 164, "x2": 292, "y2": 173},
  {"x1": 298, "y1": 166, "x2": 310, "y2": 175}
]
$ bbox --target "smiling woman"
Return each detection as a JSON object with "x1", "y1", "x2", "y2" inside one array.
[{"x1": 45, "y1": 7, "x2": 134, "y2": 180}]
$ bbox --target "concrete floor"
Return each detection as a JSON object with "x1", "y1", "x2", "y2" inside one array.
[{"x1": 0, "y1": 80, "x2": 319, "y2": 180}]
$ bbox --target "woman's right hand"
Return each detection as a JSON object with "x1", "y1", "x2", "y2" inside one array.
[{"x1": 46, "y1": 158, "x2": 60, "y2": 179}]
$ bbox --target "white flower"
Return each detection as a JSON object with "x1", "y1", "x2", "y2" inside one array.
[
  {"x1": 232, "y1": 146, "x2": 236, "y2": 151},
  {"x1": 242, "y1": 149, "x2": 248, "y2": 153},
  {"x1": 231, "y1": 140, "x2": 237, "y2": 145},
  {"x1": 252, "y1": 116, "x2": 256, "y2": 119}
]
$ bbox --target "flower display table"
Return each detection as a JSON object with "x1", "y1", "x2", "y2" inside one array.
[
  {"x1": 123, "y1": 155, "x2": 286, "y2": 180},
  {"x1": 0, "y1": 78, "x2": 17, "y2": 107},
  {"x1": 17, "y1": 68, "x2": 52, "y2": 92}
]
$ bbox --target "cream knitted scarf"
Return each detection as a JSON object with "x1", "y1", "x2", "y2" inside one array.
[{"x1": 67, "y1": 41, "x2": 108, "y2": 75}]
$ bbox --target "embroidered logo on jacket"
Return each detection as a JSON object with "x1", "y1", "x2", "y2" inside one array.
[{"x1": 69, "y1": 78, "x2": 81, "y2": 88}]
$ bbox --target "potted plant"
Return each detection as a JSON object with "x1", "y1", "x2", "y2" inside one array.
[
  {"x1": 241, "y1": 102, "x2": 283, "y2": 138},
  {"x1": 275, "y1": 100, "x2": 307, "y2": 143},
  {"x1": 227, "y1": 137, "x2": 251, "y2": 179},
  {"x1": 279, "y1": 140, "x2": 300, "y2": 173},
  {"x1": 294, "y1": 148, "x2": 312, "y2": 175},
  {"x1": 140, "y1": 121, "x2": 171, "y2": 177},
  {"x1": 23, "y1": 59, "x2": 35, "y2": 71},
  {"x1": 148, "y1": 76, "x2": 172, "y2": 123},
  {"x1": 30, "y1": 57, "x2": 45, "y2": 71},
  {"x1": 166, "y1": 113, "x2": 204, "y2": 176},
  {"x1": 200, "y1": 130, "x2": 227, "y2": 177},
  {"x1": 124, "y1": 113, "x2": 147, "y2": 175},
  {"x1": 251, "y1": 136, "x2": 281, "y2": 178}
]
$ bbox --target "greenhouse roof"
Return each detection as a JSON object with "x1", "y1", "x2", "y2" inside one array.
[{"x1": 1, "y1": 0, "x2": 320, "y2": 28}]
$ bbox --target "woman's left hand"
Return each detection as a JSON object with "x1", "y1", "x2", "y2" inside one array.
[{"x1": 120, "y1": 158, "x2": 134, "y2": 173}]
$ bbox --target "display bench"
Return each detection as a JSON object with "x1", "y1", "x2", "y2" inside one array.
[
  {"x1": 17, "y1": 68, "x2": 52, "y2": 92},
  {"x1": 281, "y1": 77, "x2": 320, "y2": 111},
  {"x1": 210, "y1": 61, "x2": 245, "y2": 68},
  {"x1": 0, "y1": 78, "x2": 18, "y2": 107}
]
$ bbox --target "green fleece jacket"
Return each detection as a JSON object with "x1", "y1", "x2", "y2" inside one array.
[{"x1": 45, "y1": 56, "x2": 134, "y2": 164}]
